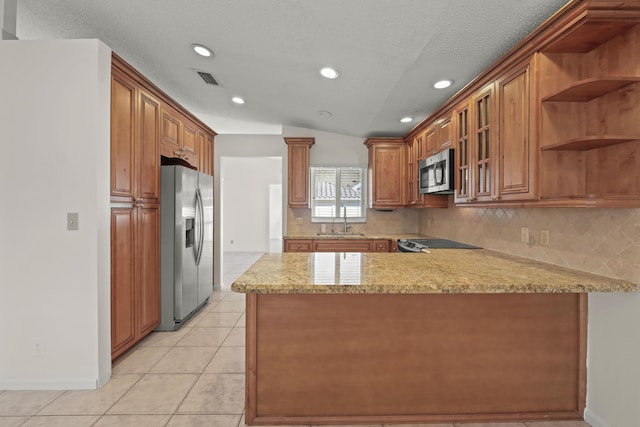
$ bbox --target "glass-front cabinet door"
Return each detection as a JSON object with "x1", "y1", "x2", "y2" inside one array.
[
  {"x1": 473, "y1": 83, "x2": 494, "y2": 202},
  {"x1": 454, "y1": 101, "x2": 470, "y2": 204}
]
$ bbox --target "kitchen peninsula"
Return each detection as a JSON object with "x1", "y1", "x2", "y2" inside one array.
[{"x1": 232, "y1": 250, "x2": 635, "y2": 425}]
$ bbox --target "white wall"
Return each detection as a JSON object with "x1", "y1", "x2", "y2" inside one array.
[
  {"x1": 221, "y1": 157, "x2": 282, "y2": 252},
  {"x1": 0, "y1": 39, "x2": 111, "y2": 389},
  {"x1": 586, "y1": 293, "x2": 640, "y2": 427},
  {"x1": 283, "y1": 125, "x2": 368, "y2": 166},
  {"x1": 214, "y1": 134, "x2": 288, "y2": 287}
]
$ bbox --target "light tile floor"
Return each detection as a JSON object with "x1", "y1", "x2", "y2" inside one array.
[{"x1": 0, "y1": 252, "x2": 592, "y2": 427}]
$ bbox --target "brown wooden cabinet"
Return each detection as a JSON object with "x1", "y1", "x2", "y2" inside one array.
[
  {"x1": 410, "y1": 1, "x2": 640, "y2": 207},
  {"x1": 110, "y1": 54, "x2": 216, "y2": 359},
  {"x1": 159, "y1": 106, "x2": 200, "y2": 169},
  {"x1": 160, "y1": 106, "x2": 181, "y2": 158},
  {"x1": 406, "y1": 137, "x2": 420, "y2": 206},
  {"x1": 284, "y1": 239, "x2": 313, "y2": 252},
  {"x1": 496, "y1": 56, "x2": 537, "y2": 202},
  {"x1": 285, "y1": 137, "x2": 314, "y2": 208},
  {"x1": 364, "y1": 138, "x2": 406, "y2": 208},
  {"x1": 181, "y1": 117, "x2": 199, "y2": 167},
  {"x1": 436, "y1": 115, "x2": 452, "y2": 152},
  {"x1": 110, "y1": 60, "x2": 161, "y2": 359},
  {"x1": 538, "y1": 22, "x2": 640, "y2": 206},
  {"x1": 284, "y1": 238, "x2": 395, "y2": 253},
  {"x1": 423, "y1": 127, "x2": 437, "y2": 158},
  {"x1": 198, "y1": 131, "x2": 214, "y2": 176},
  {"x1": 453, "y1": 100, "x2": 471, "y2": 204},
  {"x1": 313, "y1": 239, "x2": 374, "y2": 253},
  {"x1": 454, "y1": 83, "x2": 496, "y2": 204},
  {"x1": 110, "y1": 207, "x2": 136, "y2": 357}
]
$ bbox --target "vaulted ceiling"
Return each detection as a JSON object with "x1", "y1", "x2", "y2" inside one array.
[{"x1": 16, "y1": 0, "x2": 569, "y2": 136}]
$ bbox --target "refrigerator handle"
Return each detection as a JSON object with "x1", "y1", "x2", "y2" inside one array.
[{"x1": 195, "y1": 188, "x2": 204, "y2": 265}]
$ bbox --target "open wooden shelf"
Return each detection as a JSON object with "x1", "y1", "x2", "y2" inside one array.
[
  {"x1": 543, "y1": 15, "x2": 639, "y2": 53},
  {"x1": 541, "y1": 135, "x2": 640, "y2": 151},
  {"x1": 541, "y1": 77, "x2": 640, "y2": 102}
]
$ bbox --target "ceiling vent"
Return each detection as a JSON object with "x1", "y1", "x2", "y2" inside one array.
[{"x1": 196, "y1": 71, "x2": 220, "y2": 86}]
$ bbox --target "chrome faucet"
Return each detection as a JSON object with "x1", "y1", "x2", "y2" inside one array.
[{"x1": 343, "y1": 206, "x2": 351, "y2": 233}]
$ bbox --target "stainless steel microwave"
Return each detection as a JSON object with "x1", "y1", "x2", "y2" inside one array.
[{"x1": 418, "y1": 148, "x2": 454, "y2": 194}]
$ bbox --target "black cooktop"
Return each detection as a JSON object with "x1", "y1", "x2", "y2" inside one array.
[{"x1": 397, "y1": 238, "x2": 481, "y2": 252}]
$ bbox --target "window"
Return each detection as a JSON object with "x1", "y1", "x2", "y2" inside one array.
[{"x1": 310, "y1": 166, "x2": 367, "y2": 222}]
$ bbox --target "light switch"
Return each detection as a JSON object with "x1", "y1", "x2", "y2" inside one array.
[{"x1": 67, "y1": 212, "x2": 79, "y2": 231}]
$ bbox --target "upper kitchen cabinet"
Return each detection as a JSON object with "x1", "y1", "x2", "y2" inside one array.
[
  {"x1": 364, "y1": 138, "x2": 406, "y2": 208},
  {"x1": 285, "y1": 137, "x2": 314, "y2": 208},
  {"x1": 199, "y1": 131, "x2": 214, "y2": 176},
  {"x1": 495, "y1": 55, "x2": 538, "y2": 202},
  {"x1": 406, "y1": 135, "x2": 420, "y2": 206},
  {"x1": 455, "y1": 57, "x2": 536, "y2": 205},
  {"x1": 418, "y1": 0, "x2": 640, "y2": 207},
  {"x1": 159, "y1": 106, "x2": 200, "y2": 169},
  {"x1": 436, "y1": 115, "x2": 452, "y2": 152},
  {"x1": 454, "y1": 83, "x2": 497, "y2": 204},
  {"x1": 538, "y1": 15, "x2": 640, "y2": 206},
  {"x1": 110, "y1": 64, "x2": 160, "y2": 204}
]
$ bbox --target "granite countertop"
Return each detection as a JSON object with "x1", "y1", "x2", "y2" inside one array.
[
  {"x1": 231, "y1": 250, "x2": 637, "y2": 294},
  {"x1": 284, "y1": 233, "x2": 420, "y2": 240}
]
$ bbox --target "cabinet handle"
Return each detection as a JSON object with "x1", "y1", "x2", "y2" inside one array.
[
  {"x1": 466, "y1": 197, "x2": 476, "y2": 202},
  {"x1": 296, "y1": 244, "x2": 301, "y2": 249},
  {"x1": 491, "y1": 195, "x2": 499, "y2": 201}
]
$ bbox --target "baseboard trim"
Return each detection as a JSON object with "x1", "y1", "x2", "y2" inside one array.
[
  {"x1": 584, "y1": 408, "x2": 610, "y2": 427},
  {"x1": 0, "y1": 378, "x2": 98, "y2": 390}
]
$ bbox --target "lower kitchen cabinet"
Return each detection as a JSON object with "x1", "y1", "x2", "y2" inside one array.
[
  {"x1": 285, "y1": 238, "x2": 395, "y2": 253},
  {"x1": 284, "y1": 239, "x2": 312, "y2": 252},
  {"x1": 111, "y1": 205, "x2": 160, "y2": 359},
  {"x1": 313, "y1": 239, "x2": 374, "y2": 253}
]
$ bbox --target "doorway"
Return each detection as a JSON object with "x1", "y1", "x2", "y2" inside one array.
[{"x1": 220, "y1": 156, "x2": 283, "y2": 288}]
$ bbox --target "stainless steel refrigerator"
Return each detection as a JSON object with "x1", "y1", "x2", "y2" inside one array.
[{"x1": 157, "y1": 165, "x2": 214, "y2": 331}]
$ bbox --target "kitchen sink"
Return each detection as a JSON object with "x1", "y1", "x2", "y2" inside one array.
[{"x1": 316, "y1": 232, "x2": 365, "y2": 236}]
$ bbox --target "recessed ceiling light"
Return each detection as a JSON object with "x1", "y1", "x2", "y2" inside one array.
[
  {"x1": 318, "y1": 110, "x2": 333, "y2": 117},
  {"x1": 434, "y1": 79, "x2": 453, "y2": 89},
  {"x1": 192, "y1": 44, "x2": 213, "y2": 57},
  {"x1": 320, "y1": 67, "x2": 339, "y2": 79},
  {"x1": 231, "y1": 96, "x2": 245, "y2": 104},
  {"x1": 400, "y1": 117, "x2": 413, "y2": 123}
]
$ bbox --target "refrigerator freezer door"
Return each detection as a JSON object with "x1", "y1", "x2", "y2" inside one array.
[
  {"x1": 175, "y1": 166, "x2": 199, "y2": 321},
  {"x1": 197, "y1": 172, "x2": 214, "y2": 306}
]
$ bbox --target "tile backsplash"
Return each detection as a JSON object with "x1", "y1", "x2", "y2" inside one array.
[
  {"x1": 285, "y1": 204, "x2": 640, "y2": 284},
  {"x1": 287, "y1": 208, "x2": 419, "y2": 235},
  {"x1": 419, "y1": 205, "x2": 640, "y2": 284}
]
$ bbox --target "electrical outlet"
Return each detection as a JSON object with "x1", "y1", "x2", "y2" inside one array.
[
  {"x1": 67, "y1": 212, "x2": 79, "y2": 230},
  {"x1": 540, "y1": 230, "x2": 550, "y2": 246},
  {"x1": 33, "y1": 338, "x2": 44, "y2": 358},
  {"x1": 296, "y1": 217, "x2": 304, "y2": 224},
  {"x1": 520, "y1": 227, "x2": 529, "y2": 243}
]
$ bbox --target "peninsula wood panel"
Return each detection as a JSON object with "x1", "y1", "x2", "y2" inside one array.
[{"x1": 246, "y1": 293, "x2": 586, "y2": 425}]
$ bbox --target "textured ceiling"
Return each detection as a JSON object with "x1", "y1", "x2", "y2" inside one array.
[{"x1": 16, "y1": 0, "x2": 569, "y2": 137}]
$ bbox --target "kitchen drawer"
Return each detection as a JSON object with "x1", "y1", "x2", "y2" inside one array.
[
  {"x1": 312, "y1": 239, "x2": 373, "y2": 252},
  {"x1": 284, "y1": 239, "x2": 312, "y2": 252},
  {"x1": 372, "y1": 240, "x2": 390, "y2": 252}
]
